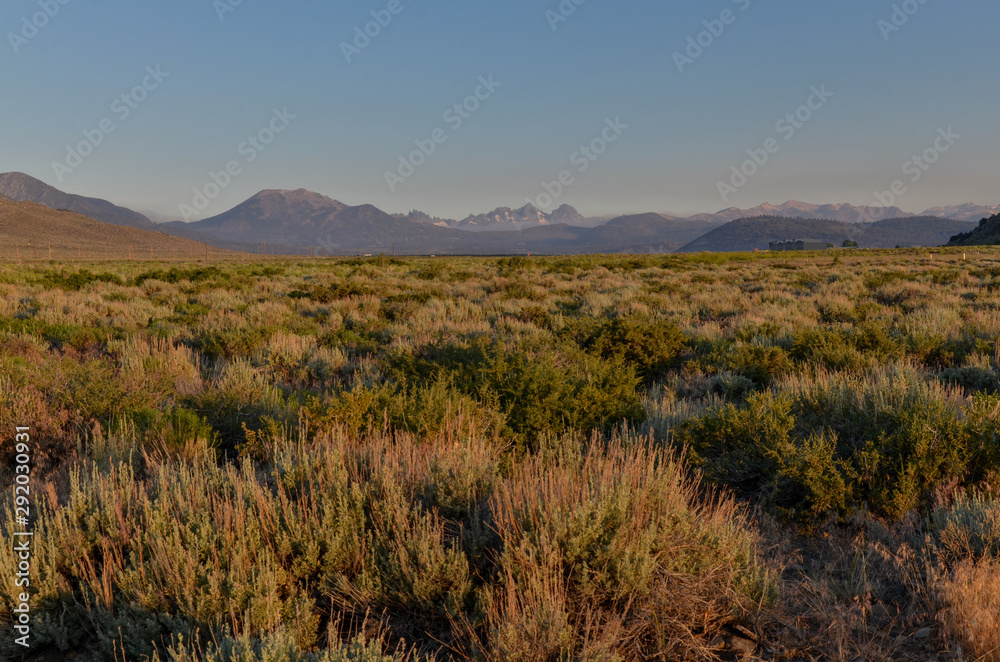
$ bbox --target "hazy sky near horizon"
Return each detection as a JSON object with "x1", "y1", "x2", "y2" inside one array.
[{"x1": 2, "y1": 0, "x2": 998, "y2": 221}]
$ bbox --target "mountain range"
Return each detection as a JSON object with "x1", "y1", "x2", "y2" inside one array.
[
  {"x1": 396, "y1": 203, "x2": 609, "y2": 231},
  {"x1": 682, "y1": 201, "x2": 910, "y2": 225},
  {"x1": 0, "y1": 172, "x2": 996, "y2": 255},
  {"x1": 165, "y1": 189, "x2": 471, "y2": 255},
  {"x1": 923, "y1": 204, "x2": 1000, "y2": 223},
  {"x1": 397, "y1": 199, "x2": 1000, "y2": 231}
]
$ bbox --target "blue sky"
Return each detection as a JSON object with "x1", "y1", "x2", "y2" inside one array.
[{"x1": 2, "y1": 0, "x2": 998, "y2": 221}]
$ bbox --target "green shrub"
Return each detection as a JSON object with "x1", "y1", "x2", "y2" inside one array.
[
  {"x1": 133, "y1": 266, "x2": 227, "y2": 286},
  {"x1": 496, "y1": 255, "x2": 530, "y2": 275},
  {"x1": 390, "y1": 338, "x2": 644, "y2": 449},
  {"x1": 192, "y1": 327, "x2": 270, "y2": 360},
  {"x1": 791, "y1": 328, "x2": 866, "y2": 372},
  {"x1": 791, "y1": 367, "x2": 993, "y2": 519},
  {"x1": 194, "y1": 359, "x2": 290, "y2": 449},
  {"x1": 771, "y1": 429, "x2": 853, "y2": 518},
  {"x1": 579, "y1": 315, "x2": 687, "y2": 382},
  {"x1": 673, "y1": 372, "x2": 995, "y2": 522},
  {"x1": 694, "y1": 342, "x2": 795, "y2": 386},
  {"x1": 414, "y1": 261, "x2": 446, "y2": 281},
  {"x1": 940, "y1": 366, "x2": 1000, "y2": 394},
  {"x1": 848, "y1": 323, "x2": 903, "y2": 361},
  {"x1": 673, "y1": 391, "x2": 797, "y2": 498},
  {"x1": 963, "y1": 393, "x2": 1000, "y2": 482},
  {"x1": 704, "y1": 373, "x2": 756, "y2": 401},
  {"x1": 39, "y1": 268, "x2": 124, "y2": 291},
  {"x1": 495, "y1": 280, "x2": 542, "y2": 300},
  {"x1": 130, "y1": 406, "x2": 220, "y2": 459}
]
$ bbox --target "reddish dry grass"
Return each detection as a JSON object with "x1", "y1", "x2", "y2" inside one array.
[
  {"x1": 938, "y1": 558, "x2": 1000, "y2": 662},
  {"x1": 451, "y1": 439, "x2": 772, "y2": 661}
]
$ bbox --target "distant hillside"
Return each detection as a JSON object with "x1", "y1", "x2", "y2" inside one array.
[
  {"x1": 865, "y1": 217, "x2": 980, "y2": 248},
  {"x1": 679, "y1": 217, "x2": 850, "y2": 253},
  {"x1": 948, "y1": 213, "x2": 1000, "y2": 246},
  {"x1": 0, "y1": 172, "x2": 157, "y2": 230},
  {"x1": 678, "y1": 216, "x2": 977, "y2": 253},
  {"x1": 0, "y1": 198, "x2": 223, "y2": 261},
  {"x1": 573, "y1": 214, "x2": 725, "y2": 253}
]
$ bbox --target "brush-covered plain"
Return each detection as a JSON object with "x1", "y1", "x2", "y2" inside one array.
[{"x1": 1, "y1": 249, "x2": 999, "y2": 661}]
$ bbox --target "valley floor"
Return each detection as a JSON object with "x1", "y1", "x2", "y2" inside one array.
[{"x1": 1, "y1": 248, "x2": 999, "y2": 661}]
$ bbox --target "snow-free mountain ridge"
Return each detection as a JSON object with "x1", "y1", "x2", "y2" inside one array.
[{"x1": 1, "y1": 173, "x2": 995, "y2": 254}]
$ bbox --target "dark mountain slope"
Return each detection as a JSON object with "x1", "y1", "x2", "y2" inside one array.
[
  {"x1": 0, "y1": 171, "x2": 157, "y2": 230},
  {"x1": 947, "y1": 214, "x2": 1000, "y2": 246},
  {"x1": 865, "y1": 217, "x2": 979, "y2": 248},
  {"x1": 678, "y1": 216, "x2": 977, "y2": 253},
  {"x1": 576, "y1": 214, "x2": 725, "y2": 253},
  {"x1": 678, "y1": 217, "x2": 851, "y2": 253},
  {"x1": 180, "y1": 189, "x2": 349, "y2": 243}
]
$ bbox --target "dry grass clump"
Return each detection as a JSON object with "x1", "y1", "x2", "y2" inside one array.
[
  {"x1": 0, "y1": 282, "x2": 22, "y2": 316},
  {"x1": 937, "y1": 558, "x2": 1000, "y2": 662},
  {"x1": 468, "y1": 437, "x2": 772, "y2": 662},
  {"x1": 157, "y1": 629, "x2": 413, "y2": 662},
  {"x1": 0, "y1": 425, "x2": 770, "y2": 661}
]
